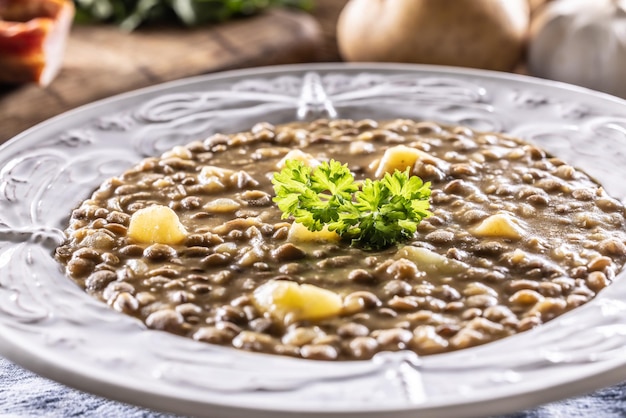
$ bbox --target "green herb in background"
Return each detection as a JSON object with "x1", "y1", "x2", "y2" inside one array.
[
  {"x1": 73, "y1": 0, "x2": 314, "y2": 31},
  {"x1": 272, "y1": 159, "x2": 432, "y2": 250}
]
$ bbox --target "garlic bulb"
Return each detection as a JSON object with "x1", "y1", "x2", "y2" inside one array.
[
  {"x1": 528, "y1": 0, "x2": 626, "y2": 98},
  {"x1": 337, "y1": 0, "x2": 529, "y2": 72}
]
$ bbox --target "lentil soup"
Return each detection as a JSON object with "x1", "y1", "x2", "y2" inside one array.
[{"x1": 55, "y1": 119, "x2": 626, "y2": 361}]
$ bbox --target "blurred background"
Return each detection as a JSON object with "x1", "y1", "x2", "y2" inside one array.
[{"x1": 0, "y1": 0, "x2": 621, "y2": 143}]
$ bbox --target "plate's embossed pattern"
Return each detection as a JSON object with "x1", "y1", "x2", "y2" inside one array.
[{"x1": 1, "y1": 64, "x2": 626, "y2": 418}]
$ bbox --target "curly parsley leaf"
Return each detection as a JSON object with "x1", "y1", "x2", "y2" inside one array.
[
  {"x1": 272, "y1": 159, "x2": 432, "y2": 250},
  {"x1": 272, "y1": 159, "x2": 357, "y2": 231}
]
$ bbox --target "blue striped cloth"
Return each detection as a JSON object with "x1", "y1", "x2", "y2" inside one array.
[{"x1": 1, "y1": 356, "x2": 625, "y2": 417}]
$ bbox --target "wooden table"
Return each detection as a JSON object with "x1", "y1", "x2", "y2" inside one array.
[{"x1": 0, "y1": 0, "x2": 348, "y2": 144}]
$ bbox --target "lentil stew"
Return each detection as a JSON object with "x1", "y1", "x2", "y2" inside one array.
[{"x1": 55, "y1": 119, "x2": 626, "y2": 361}]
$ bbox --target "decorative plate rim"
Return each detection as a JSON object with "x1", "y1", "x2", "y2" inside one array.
[{"x1": 1, "y1": 62, "x2": 626, "y2": 418}]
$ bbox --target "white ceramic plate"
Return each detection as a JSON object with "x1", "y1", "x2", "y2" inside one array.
[{"x1": 2, "y1": 63, "x2": 626, "y2": 418}]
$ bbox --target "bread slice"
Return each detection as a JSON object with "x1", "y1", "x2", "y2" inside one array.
[{"x1": 0, "y1": 0, "x2": 74, "y2": 85}]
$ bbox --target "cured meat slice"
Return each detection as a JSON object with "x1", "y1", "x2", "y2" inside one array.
[{"x1": 0, "y1": 0, "x2": 74, "y2": 85}]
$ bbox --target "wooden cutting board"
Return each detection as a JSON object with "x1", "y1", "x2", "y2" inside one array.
[{"x1": 0, "y1": 8, "x2": 324, "y2": 144}]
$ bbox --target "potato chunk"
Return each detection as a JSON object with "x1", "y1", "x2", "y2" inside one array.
[
  {"x1": 127, "y1": 205, "x2": 187, "y2": 245},
  {"x1": 276, "y1": 149, "x2": 321, "y2": 170},
  {"x1": 471, "y1": 213, "x2": 526, "y2": 240},
  {"x1": 374, "y1": 145, "x2": 420, "y2": 178},
  {"x1": 395, "y1": 246, "x2": 468, "y2": 275},
  {"x1": 204, "y1": 198, "x2": 241, "y2": 213},
  {"x1": 161, "y1": 146, "x2": 192, "y2": 160},
  {"x1": 198, "y1": 165, "x2": 234, "y2": 183},
  {"x1": 287, "y1": 222, "x2": 341, "y2": 243},
  {"x1": 253, "y1": 280, "x2": 343, "y2": 324},
  {"x1": 374, "y1": 145, "x2": 446, "y2": 178}
]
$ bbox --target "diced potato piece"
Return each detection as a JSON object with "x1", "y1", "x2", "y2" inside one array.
[
  {"x1": 198, "y1": 165, "x2": 234, "y2": 183},
  {"x1": 395, "y1": 246, "x2": 468, "y2": 275},
  {"x1": 127, "y1": 205, "x2": 187, "y2": 245},
  {"x1": 349, "y1": 140, "x2": 375, "y2": 155},
  {"x1": 153, "y1": 178, "x2": 174, "y2": 188},
  {"x1": 253, "y1": 280, "x2": 343, "y2": 324},
  {"x1": 276, "y1": 149, "x2": 321, "y2": 170},
  {"x1": 374, "y1": 145, "x2": 423, "y2": 178},
  {"x1": 374, "y1": 145, "x2": 449, "y2": 178},
  {"x1": 411, "y1": 325, "x2": 449, "y2": 354},
  {"x1": 471, "y1": 213, "x2": 526, "y2": 240},
  {"x1": 238, "y1": 247, "x2": 265, "y2": 267},
  {"x1": 214, "y1": 242, "x2": 238, "y2": 255},
  {"x1": 204, "y1": 198, "x2": 241, "y2": 213},
  {"x1": 509, "y1": 248, "x2": 527, "y2": 264},
  {"x1": 198, "y1": 165, "x2": 235, "y2": 193},
  {"x1": 200, "y1": 177, "x2": 226, "y2": 193},
  {"x1": 287, "y1": 222, "x2": 341, "y2": 243},
  {"x1": 161, "y1": 146, "x2": 192, "y2": 160}
]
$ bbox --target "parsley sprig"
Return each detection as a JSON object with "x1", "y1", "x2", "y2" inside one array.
[{"x1": 272, "y1": 159, "x2": 432, "y2": 250}]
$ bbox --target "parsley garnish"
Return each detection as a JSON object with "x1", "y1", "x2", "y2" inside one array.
[{"x1": 272, "y1": 159, "x2": 432, "y2": 250}]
